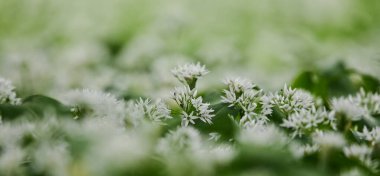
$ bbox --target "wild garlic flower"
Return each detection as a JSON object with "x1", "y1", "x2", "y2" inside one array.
[
  {"x1": 239, "y1": 124, "x2": 288, "y2": 147},
  {"x1": 344, "y1": 144, "x2": 378, "y2": 172},
  {"x1": 172, "y1": 86, "x2": 214, "y2": 127},
  {"x1": 221, "y1": 77, "x2": 272, "y2": 126},
  {"x1": 61, "y1": 89, "x2": 125, "y2": 121},
  {"x1": 171, "y1": 62, "x2": 208, "y2": 89},
  {"x1": 312, "y1": 131, "x2": 346, "y2": 148},
  {"x1": 343, "y1": 144, "x2": 372, "y2": 160},
  {"x1": 331, "y1": 97, "x2": 368, "y2": 121},
  {"x1": 0, "y1": 77, "x2": 21, "y2": 105},
  {"x1": 126, "y1": 98, "x2": 171, "y2": 125},
  {"x1": 332, "y1": 89, "x2": 380, "y2": 122},
  {"x1": 354, "y1": 126, "x2": 380, "y2": 146},
  {"x1": 271, "y1": 85, "x2": 315, "y2": 115},
  {"x1": 355, "y1": 89, "x2": 380, "y2": 115},
  {"x1": 281, "y1": 106, "x2": 336, "y2": 137},
  {"x1": 289, "y1": 143, "x2": 319, "y2": 159}
]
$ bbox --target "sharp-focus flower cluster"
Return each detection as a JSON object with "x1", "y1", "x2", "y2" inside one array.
[
  {"x1": 171, "y1": 62, "x2": 209, "y2": 89},
  {"x1": 0, "y1": 77, "x2": 21, "y2": 105},
  {"x1": 221, "y1": 77, "x2": 272, "y2": 127},
  {"x1": 270, "y1": 85, "x2": 315, "y2": 115},
  {"x1": 171, "y1": 63, "x2": 214, "y2": 127},
  {"x1": 172, "y1": 86, "x2": 214, "y2": 127}
]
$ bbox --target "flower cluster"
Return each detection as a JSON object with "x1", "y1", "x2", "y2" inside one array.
[
  {"x1": 126, "y1": 98, "x2": 171, "y2": 126},
  {"x1": 171, "y1": 62, "x2": 209, "y2": 89},
  {"x1": 0, "y1": 77, "x2": 21, "y2": 105},
  {"x1": 331, "y1": 89, "x2": 380, "y2": 122},
  {"x1": 270, "y1": 85, "x2": 315, "y2": 115},
  {"x1": 60, "y1": 89, "x2": 125, "y2": 122},
  {"x1": 344, "y1": 144, "x2": 378, "y2": 171},
  {"x1": 354, "y1": 126, "x2": 380, "y2": 146},
  {"x1": 281, "y1": 106, "x2": 336, "y2": 137},
  {"x1": 221, "y1": 77, "x2": 272, "y2": 127},
  {"x1": 171, "y1": 63, "x2": 214, "y2": 127}
]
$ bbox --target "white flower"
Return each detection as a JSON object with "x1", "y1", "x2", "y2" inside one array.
[
  {"x1": 208, "y1": 132, "x2": 221, "y2": 141},
  {"x1": 344, "y1": 144, "x2": 378, "y2": 171},
  {"x1": 343, "y1": 144, "x2": 372, "y2": 160},
  {"x1": 271, "y1": 85, "x2": 315, "y2": 115},
  {"x1": 60, "y1": 89, "x2": 125, "y2": 122},
  {"x1": 126, "y1": 98, "x2": 171, "y2": 125},
  {"x1": 191, "y1": 97, "x2": 214, "y2": 124},
  {"x1": 239, "y1": 124, "x2": 288, "y2": 147},
  {"x1": 221, "y1": 77, "x2": 270, "y2": 126},
  {"x1": 354, "y1": 126, "x2": 380, "y2": 145},
  {"x1": 171, "y1": 86, "x2": 196, "y2": 111},
  {"x1": 222, "y1": 77, "x2": 254, "y2": 96},
  {"x1": 355, "y1": 88, "x2": 380, "y2": 115},
  {"x1": 157, "y1": 126, "x2": 203, "y2": 154},
  {"x1": 331, "y1": 97, "x2": 368, "y2": 121},
  {"x1": 0, "y1": 77, "x2": 21, "y2": 105},
  {"x1": 281, "y1": 106, "x2": 336, "y2": 137},
  {"x1": 312, "y1": 131, "x2": 346, "y2": 148},
  {"x1": 332, "y1": 89, "x2": 380, "y2": 122},
  {"x1": 171, "y1": 62, "x2": 208, "y2": 89},
  {"x1": 172, "y1": 86, "x2": 214, "y2": 127},
  {"x1": 0, "y1": 146, "x2": 25, "y2": 174},
  {"x1": 289, "y1": 143, "x2": 319, "y2": 159}
]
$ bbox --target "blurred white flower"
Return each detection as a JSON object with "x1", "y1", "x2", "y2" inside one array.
[
  {"x1": 239, "y1": 124, "x2": 288, "y2": 147},
  {"x1": 60, "y1": 89, "x2": 125, "y2": 123},
  {"x1": 344, "y1": 144, "x2": 372, "y2": 160},
  {"x1": 289, "y1": 143, "x2": 319, "y2": 159},
  {"x1": 0, "y1": 77, "x2": 21, "y2": 105},
  {"x1": 281, "y1": 106, "x2": 336, "y2": 137},
  {"x1": 344, "y1": 144, "x2": 378, "y2": 172},
  {"x1": 33, "y1": 143, "x2": 70, "y2": 176},
  {"x1": 332, "y1": 89, "x2": 380, "y2": 123},
  {"x1": 312, "y1": 131, "x2": 346, "y2": 148},
  {"x1": 126, "y1": 98, "x2": 171, "y2": 126},
  {"x1": 331, "y1": 97, "x2": 368, "y2": 121},
  {"x1": 171, "y1": 62, "x2": 209, "y2": 89},
  {"x1": 0, "y1": 146, "x2": 25, "y2": 175},
  {"x1": 354, "y1": 126, "x2": 380, "y2": 146}
]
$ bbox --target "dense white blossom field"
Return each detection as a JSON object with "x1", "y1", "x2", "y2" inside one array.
[{"x1": 1, "y1": 0, "x2": 380, "y2": 176}]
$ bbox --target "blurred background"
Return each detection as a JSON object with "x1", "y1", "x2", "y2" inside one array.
[{"x1": 1, "y1": 0, "x2": 380, "y2": 98}]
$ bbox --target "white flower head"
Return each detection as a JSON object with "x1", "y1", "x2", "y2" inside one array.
[
  {"x1": 171, "y1": 62, "x2": 208, "y2": 89},
  {"x1": 126, "y1": 98, "x2": 172, "y2": 126},
  {"x1": 289, "y1": 143, "x2": 319, "y2": 159},
  {"x1": 354, "y1": 126, "x2": 380, "y2": 145},
  {"x1": 0, "y1": 77, "x2": 21, "y2": 105},
  {"x1": 172, "y1": 86, "x2": 214, "y2": 127},
  {"x1": 239, "y1": 124, "x2": 288, "y2": 147},
  {"x1": 343, "y1": 144, "x2": 372, "y2": 160},
  {"x1": 331, "y1": 97, "x2": 368, "y2": 121},
  {"x1": 312, "y1": 131, "x2": 346, "y2": 148},
  {"x1": 343, "y1": 144, "x2": 378, "y2": 172},
  {"x1": 222, "y1": 77, "x2": 270, "y2": 127},
  {"x1": 60, "y1": 89, "x2": 125, "y2": 123},
  {"x1": 272, "y1": 85, "x2": 315, "y2": 115},
  {"x1": 281, "y1": 107, "x2": 336, "y2": 137}
]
